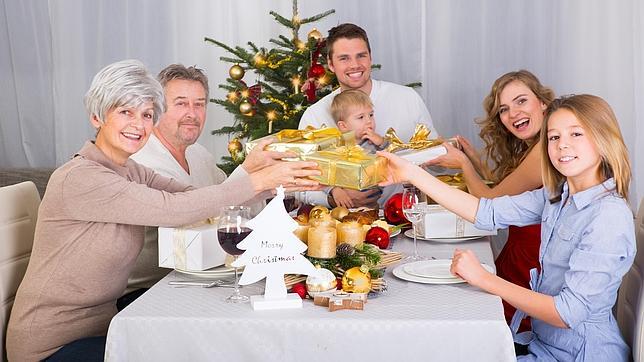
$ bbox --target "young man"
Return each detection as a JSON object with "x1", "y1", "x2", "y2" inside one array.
[{"x1": 298, "y1": 23, "x2": 439, "y2": 208}]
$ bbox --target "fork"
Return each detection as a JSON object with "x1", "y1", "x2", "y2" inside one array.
[{"x1": 168, "y1": 280, "x2": 236, "y2": 288}]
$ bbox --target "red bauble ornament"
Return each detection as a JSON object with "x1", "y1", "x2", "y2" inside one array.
[
  {"x1": 336, "y1": 277, "x2": 343, "y2": 290},
  {"x1": 291, "y1": 282, "x2": 307, "y2": 299},
  {"x1": 384, "y1": 193, "x2": 409, "y2": 225},
  {"x1": 308, "y1": 63, "x2": 326, "y2": 78},
  {"x1": 365, "y1": 226, "x2": 390, "y2": 249}
]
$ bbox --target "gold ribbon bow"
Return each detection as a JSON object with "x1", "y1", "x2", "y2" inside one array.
[
  {"x1": 317, "y1": 145, "x2": 371, "y2": 162},
  {"x1": 275, "y1": 125, "x2": 341, "y2": 141},
  {"x1": 384, "y1": 124, "x2": 443, "y2": 152}
]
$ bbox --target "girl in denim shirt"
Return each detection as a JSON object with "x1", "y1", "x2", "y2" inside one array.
[{"x1": 378, "y1": 94, "x2": 634, "y2": 361}]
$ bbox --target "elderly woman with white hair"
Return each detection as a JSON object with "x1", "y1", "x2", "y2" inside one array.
[{"x1": 6, "y1": 59, "x2": 321, "y2": 362}]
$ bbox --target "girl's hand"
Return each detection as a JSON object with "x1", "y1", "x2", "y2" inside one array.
[
  {"x1": 375, "y1": 151, "x2": 414, "y2": 186},
  {"x1": 450, "y1": 248, "x2": 491, "y2": 288},
  {"x1": 423, "y1": 142, "x2": 468, "y2": 169}
]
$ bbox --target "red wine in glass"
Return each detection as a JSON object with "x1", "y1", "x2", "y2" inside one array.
[{"x1": 217, "y1": 227, "x2": 251, "y2": 255}]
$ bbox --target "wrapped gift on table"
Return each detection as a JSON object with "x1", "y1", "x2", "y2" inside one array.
[
  {"x1": 385, "y1": 124, "x2": 459, "y2": 165},
  {"x1": 158, "y1": 222, "x2": 227, "y2": 271},
  {"x1": 415, "y1": 204, "x2": 496, "y2": 239},
  {"x1": 302, "y1": 145, "x2": 387, "y2": 190},
  {"x1": 245, "y1": 126, "x2": 355, "y2": 158}
]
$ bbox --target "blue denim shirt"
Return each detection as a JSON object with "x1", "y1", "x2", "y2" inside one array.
[{"x1": 475, "y1": 178, "x2": 635, "y2": 361}]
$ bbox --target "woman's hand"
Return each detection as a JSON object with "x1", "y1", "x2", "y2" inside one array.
[
  {"x1": 450, "y1": 248, "x2": 492, "y2": 288},
  {"x1": 242, "y1": 137, "x2": 298, "y2": 174},
  {"x1": 423, "y1": 142, "x2": 468, "y2": 169},
  {"x1": 375, "y1": 151, "x2": 415, "y2": 186},
  {"x1": 249, "y1": 160, "x2": 321, "y2": 193}
]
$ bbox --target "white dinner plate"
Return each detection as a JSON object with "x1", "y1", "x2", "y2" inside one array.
[
  {"x1": 404, "y1": 259, "x2": 459, "y2": 279},
  {"x1": 403, "y1": 229, "x2": 481, "y2": 243},
  {"x1": 174, "y1": 265, "x2": 236, "y2": 278},
  {"x1": 393, "y1": 262, "x2": 493, "y2": 284}
]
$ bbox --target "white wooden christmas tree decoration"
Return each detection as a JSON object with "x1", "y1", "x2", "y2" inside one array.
[{"x1": 232, "y1": 186, "x2": 317, "y2": 310}]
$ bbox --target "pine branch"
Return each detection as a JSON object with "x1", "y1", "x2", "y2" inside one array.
[
  {"x1": 300, "y1": 9, "x2": 335, "y2": 24},
  {"x1": 405, "y1": 82, "x2": 422, "y2": 88},
  {"x1": 269, "y1": 11, "x2": 295, "y2": 29}
]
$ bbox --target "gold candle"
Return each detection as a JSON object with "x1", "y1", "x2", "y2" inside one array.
[
  {"x1": 293, "y1": 222, "x2": 310, "y2": 243},
  {"x1": 307, "y1": 225, "x2": 337, "y2": 259},
  {"x1": 336, "y1": 221, "x2": 366, "y2": 247}
]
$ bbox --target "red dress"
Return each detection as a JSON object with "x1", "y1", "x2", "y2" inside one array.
[{"x1": 494, "y1": 223, "x2": 541, "y2": 332}]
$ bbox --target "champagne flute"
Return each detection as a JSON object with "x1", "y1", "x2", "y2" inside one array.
[
  {"x1": 402, "y1": 184, "x2": 427, "y2": 262},
  {"x1": 217, "y1": 205, "x2": 251, "y2": 303}
]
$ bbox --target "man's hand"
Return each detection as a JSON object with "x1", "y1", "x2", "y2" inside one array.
[
  {"x1": 334, "y1": 187, "x2": 382, "y2": 208},
  {"x1": 242, "y1": 137, "x2": 298, "y2": 174}
]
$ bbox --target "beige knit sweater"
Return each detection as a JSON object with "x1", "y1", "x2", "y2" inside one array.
[{"x1": 6, "y1": 142, "x2": 256, "y2": 361}]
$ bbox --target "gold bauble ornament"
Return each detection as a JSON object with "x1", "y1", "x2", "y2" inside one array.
[
  {"x1": 309, "y1": 205, "x2": 330, "y2": 221},
  {"x1": 342, "y1": 265, "x2": 372, "y2": 293},
  {"x1": 307, "y1": 28, "x2": 323, "y2": 41},
  {"x1": 227, "y1": 138, "x2": 244, "y2": 162},
  {"x1": 306, "y1": 266, "x2": 337, "y2": 297},
  {"x1": 239, "y1": 101, "x2": 253, "y2": 115},
  {"x1": 229, "y1": 64, "x2": 245, "y2": 80}
]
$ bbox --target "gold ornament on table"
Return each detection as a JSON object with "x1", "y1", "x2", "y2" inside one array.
[
  {"x1": 307, "y1": 28, "x2": 323, "y2": 41},
  {"x1": 342, "y1": 265, "x2": 372, "y2": 293},
  {"x1": 309, "y1": 205, "x2": 330, "y2": 220},
  {"x1": 228, "y1": 64, "x2": 245, "y2": 81},
  {"x1": 227, "y1": 138, "x2": 244, "y2": 162},
  {"x1": 239, "y1": 101, "x2": 253, "y2": 115}
]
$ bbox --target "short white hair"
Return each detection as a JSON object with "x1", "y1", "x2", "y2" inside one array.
[{"x1": 84, "y1": 59, "x2": 165, "y2": 125}]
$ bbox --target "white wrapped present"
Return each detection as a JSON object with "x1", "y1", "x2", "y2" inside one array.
[
  {"x1": 396, "y1": 145, "x2": 447, "y2": 165},
  {"x1": 158, "y1": 223, "x2": 227, "y2": 270},
  {"x1": 415, "y1": 204, "x2": 496, "y2": 239}
]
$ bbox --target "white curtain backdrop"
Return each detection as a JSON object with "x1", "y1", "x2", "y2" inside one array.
[{"x1": 1, "y1": 0, "x2": 642, "y2": 209}]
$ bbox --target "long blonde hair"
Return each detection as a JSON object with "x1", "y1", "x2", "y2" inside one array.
[
  {"x1": 478, "y1": 70, "x2": 555, "y2": 182},
  {"x1": 540, "y1": 94, "x2": 631, "y2": 201}
]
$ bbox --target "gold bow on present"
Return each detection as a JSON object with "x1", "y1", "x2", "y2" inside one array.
[
  {"x1": 275, "y1": 125, "x2": 341, "y2": 141},
  {"x1": 317, "y1": 145, "x2": 371, "y2": 162},
  {"x1": 384, "y1": 124, "x2": 443, "y2": 152}
]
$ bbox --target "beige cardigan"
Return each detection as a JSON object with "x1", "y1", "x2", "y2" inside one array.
[{"x1": 7, "y1": 142, "x2": 256, "y2": 361}]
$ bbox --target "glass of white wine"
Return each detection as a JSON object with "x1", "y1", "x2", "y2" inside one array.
[{"x1": 402, "y1": 184, "x2": 427, "y2": 262}]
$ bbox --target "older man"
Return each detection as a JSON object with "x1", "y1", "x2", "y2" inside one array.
[{"x1": 126, "y1": 64, "x2": 262, "y2": 294}]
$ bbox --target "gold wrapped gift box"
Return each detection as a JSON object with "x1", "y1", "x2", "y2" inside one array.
[
  {"x1": 245, "y1": 126, "x2": 355, "y2": 157},
  {"x1": 302, "y1": 145, "x2": 387, "y2": 190}
]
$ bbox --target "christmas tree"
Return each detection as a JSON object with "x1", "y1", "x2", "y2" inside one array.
[{"x1": 205, "y1": 0, "x2": 337, "y2": 174}]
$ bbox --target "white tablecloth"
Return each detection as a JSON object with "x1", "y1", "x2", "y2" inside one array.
[{"x1": 105, "y1": 235, "x2": 516, "y2": 362}]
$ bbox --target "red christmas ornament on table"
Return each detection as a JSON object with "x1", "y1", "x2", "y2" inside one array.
[
  {"x1": 365, "y1": 226, "x2": 390, "y2": 249},
  {"x1": 384, "y1": 193, "x2": 409, "y2": 225},
  {"x1": 290, "y1": 282, "x2": 307, "y2": 299}
]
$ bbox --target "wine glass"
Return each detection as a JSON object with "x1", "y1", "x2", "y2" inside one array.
[
  {"x1": 217, "y1": 205, "x2": 251, "y2": 303},
  {"x1": 402, "y1": 184, "x2": 427, "y2": 262}
]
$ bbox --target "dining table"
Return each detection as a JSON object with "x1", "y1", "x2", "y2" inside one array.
[{"x1": 104, "y1": 231, "x2": 516, "y2": 362}]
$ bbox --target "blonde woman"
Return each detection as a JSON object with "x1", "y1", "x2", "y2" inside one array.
[{"x1": 427, "y1": 70, "x2": 554, "y2": 331}]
